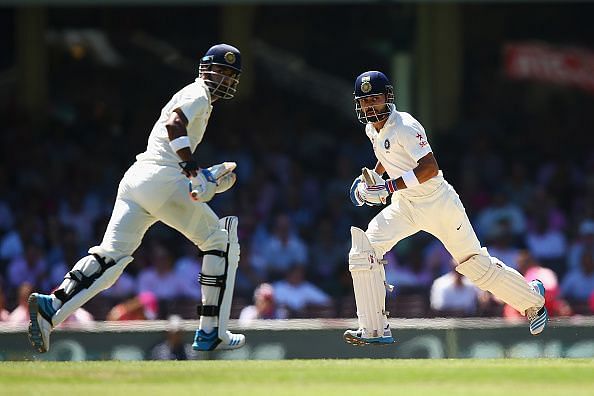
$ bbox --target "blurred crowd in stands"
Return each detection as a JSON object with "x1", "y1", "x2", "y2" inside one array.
[{"x1": 1, "y1": 33, "x2": 594, "y2": 325}]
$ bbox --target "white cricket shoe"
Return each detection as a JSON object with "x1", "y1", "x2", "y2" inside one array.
[
  {"x1": 526, "y1": 279, "x2": 549, "y2": 335},
  {"x1": 343, "y1": 325, "x2": 395, "y2": 346}
]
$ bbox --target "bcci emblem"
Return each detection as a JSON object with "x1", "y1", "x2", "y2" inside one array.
[
  {"x1": 361, "y1": 81, "x2": 372, "y2": 94},
  {"x1": 384, "y1": 139, "x2": 390, "y2": 150},
  {"x1": 224, "y1": 51, "x2": 236, "y2": 64}
]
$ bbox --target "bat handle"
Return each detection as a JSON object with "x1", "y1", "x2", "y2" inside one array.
[{"x1": 361, "y1": 168, "x2": 374, "y2": 185}]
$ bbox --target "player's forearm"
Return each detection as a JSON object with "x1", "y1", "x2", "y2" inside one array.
[
  {"x1": 413, "y1": 159, "x2": 439, "y2": 183},
  {"x1": 168, "y1": 131, "x2": 193, "y2": 162},
  {"x1": 385, "y1": 153, "x2": 438, "y2": 191},
  {"x1": 166, "y1": 111, "x2": 192, "y2": 162},
  {"x1": 374, "y1": 162, "x2": 385, "y2": 176}
]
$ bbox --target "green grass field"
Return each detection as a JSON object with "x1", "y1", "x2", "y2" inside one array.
[{"x1": 1, "y1": 359, "x2": 593, "y2": 396}]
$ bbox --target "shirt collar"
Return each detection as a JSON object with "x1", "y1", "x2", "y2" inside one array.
[
  {"x1": 378, "y1": 104, "x2": 397, "y2": 135},
  {"x1": 195, "y1": 77, "x2": 213, "y2": 105}
]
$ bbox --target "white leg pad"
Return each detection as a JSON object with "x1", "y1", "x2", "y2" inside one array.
[
  {"x1": 217, "y1": 216, "x2": 239, "y2": 341},
  {"x1": 199, "y1": 216, "x2": 240, "y2": 343},
  {"x1": 53, "y1": 246, "x2": 133, "y2": 326},
  {"x1": 348, "y1": 227, "x2": 389, "y2": 337},
  {"x1": 456, "y1": 254, "x2": 544, "y2": 314}
]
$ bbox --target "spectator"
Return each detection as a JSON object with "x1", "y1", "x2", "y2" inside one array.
[
  {"x1": 560, "y1": 248, "x2": 594, "y2": 312},
  {"x1": 502, "y1": 162, "x2": 535, "y2": 209},
  {"x1": 273, "y1": 265, "x2": 331, "y2": 316},
  {"x1": 308, "y1": 218, "x2": 347, "y2": 294},
  {"x1": 503, "y1": 250, "x2": 572, "y2": 319},
  {"x1": 173, "y1": 242, "x2": 202, "y2": 300},
  {"x1": 234, "y1": 242, "x2": 264, "y2": 299},
  {"x1": 150, "y1": 315, "x2": 194, "y2": 360},
  {"x1": 137, "y1": 242, "x2": 186, "y2": 300},
  {"x1": 430, "y1": 269, "x2": 479, "y2": 316},
  {"x1": 476, "y1": 191, "x2": 526, "y2": 240},
  {"x1": 239, "y1": 283, "x2": 287, "y2": 325},
  {"x1": 567, "y1": 219, "x2": 594, "y2": 272},
  {"x1": 0, "y1": 285, "x2": 9, "y2": 321},
  {"x1": 525, "y1": 211, "x2": 567, "y2": 275},
  {"x1": 0, "y1": 214, "x2": 44, "y2": 263},
  {"x1": 45, "y1": 225, "x2": 90, "y2": 291},
  {"x1": 257, "y1": 214, "x2": 308, "y2": 280},
  {"x1": 58, "y1": 190, "x2": 100, "y2": 246},
  {"x1": 424, "y1": 239, "x2": 454, "y2": 278},
  {"x1": 486, "y1": 220, "x2": 520, "y2": 270},
  {"x1": 385, "y1": 248, "x2": 433, "y2": 291},
  {"x1": 6, "y1": 241, "x2": 47, "y2": 293},
  {"x1": 106, "y1": 291, "x2": 159, "y2": 321},
  {"x1": 8, "y1": 283, "x2": 35, "y2": 323},
  {"x1": 100, "y1": 270, "x2": 137, "y2": 300}
]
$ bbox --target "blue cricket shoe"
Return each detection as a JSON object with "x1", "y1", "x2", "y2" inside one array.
[
  {"x1": 27, "y1": 293, "x2": 56, "y2": 353},
  {"x1": 192, "y1": 328, "x2": 245, "y2": 351}
]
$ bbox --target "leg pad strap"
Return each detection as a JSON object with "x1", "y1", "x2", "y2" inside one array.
[{"x1": 197, "y1": 305, "x2": 219, "y2": 316}]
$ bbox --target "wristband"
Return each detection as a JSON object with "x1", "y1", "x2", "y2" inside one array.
[
  {"x1": 169, "y1": 136, "x2": 191, "y2": 152},
  {"x1": 385, "y1": 179, "x2": 398, "y2": 193},
  {"x1": 402, "y1": 170, "x2": 420, "y2": 188},
  {"x1": 179, "y1": 160, "x2": 198, "y2": 173}
]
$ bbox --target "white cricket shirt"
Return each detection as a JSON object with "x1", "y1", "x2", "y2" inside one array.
[
  {"x1": 136, "y1": 78, "x2": 213, "y2": 167},
  {"x1": 365, "y1": 105, "x2": 444, "y2": 199}
]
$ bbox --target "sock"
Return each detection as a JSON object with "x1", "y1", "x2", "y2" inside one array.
[
  {"x1": 200, "y1": 316, "x2": 216, "y2": 333},
  {"x1": 50, "y1": 294, "x2": 62, "y2": 311}
]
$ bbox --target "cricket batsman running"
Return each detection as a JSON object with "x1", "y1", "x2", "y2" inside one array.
[
  {"x1": 28, "y1": 44, "x2": 245, "y2": 353},
  {"x1": 344, "y1": 71, "x2": 548, "y2": 346}
]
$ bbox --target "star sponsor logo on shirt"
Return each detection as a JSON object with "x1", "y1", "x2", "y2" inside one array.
[{"x1": 416, "y1": 132, "x2": 428, "y2": 148}]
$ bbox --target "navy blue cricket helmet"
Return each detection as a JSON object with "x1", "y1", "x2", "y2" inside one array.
[
  {"x1": 199, "y1": 44, "x2": 242, "y2": 100},
  {"x1": 354, "y1": 71, "x2": 395, "y2": 124}
]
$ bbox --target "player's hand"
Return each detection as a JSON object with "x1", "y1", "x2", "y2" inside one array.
[
  {"x1": 361, "y1": 168, "x2": 388, "y2": 205},
  {"x1": 179, "y1": 160, "x2": 199, "y2": 178},
  {"x1": 350, "y1": 176, "x2": 383, "y2": 207},
  {"x1": 362, "y1": 183, "x2": 388, "y2": 206},
  {"x1": 206, "y1": 162, "x2": 237, "y2": 194},
  {"x1": 349, "y1": 176, "x2": 366, "y2": 207},
  {"x1": 189, "y1": 168, "x2": 217, "y2": 202}
]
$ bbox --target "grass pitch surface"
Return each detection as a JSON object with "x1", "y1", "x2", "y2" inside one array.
[{"x1": 1, "y1": 359, "x2": 593, "y2": 396}]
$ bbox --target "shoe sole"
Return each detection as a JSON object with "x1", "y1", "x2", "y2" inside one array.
[
  {"x1": 27, "y1": 294, "x2": 47, "y2": 353},
  {"x1": 530, "y1": 306, "x2": 549, "y2": 335},
  {"x1": 529, "y1": 280, "x2": 548, "y2": 336},
  {"x1": 215, "y1": 342, "x2": 246, "y2": 351},
  {"x1": 193, "y1": 339, "x2": 246, "y2": 351},
  {"x1": 343, "y1": 332, "x2": 395, "y2": 346}
]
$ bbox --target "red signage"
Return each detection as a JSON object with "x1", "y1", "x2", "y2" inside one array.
[{"x1": 504, "y1": 42, "x2": 594, "y2": 93}]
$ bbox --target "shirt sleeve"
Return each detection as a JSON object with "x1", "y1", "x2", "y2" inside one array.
[
  {"x1": 397, "y1": 120, "x2": 433, "y2": 162},
  {"x1": 176, "y1": 92, "x2": 208, "y2": 126},
  {"x1": 364, "y1": 125, "x2": 376, "y2": 145}
]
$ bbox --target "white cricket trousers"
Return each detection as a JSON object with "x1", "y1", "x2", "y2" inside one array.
[
  {"x1": 366, "y1": 180, "x2": 482, "y2": 264},
  {"x1": 99, "y1": 162, "x2": 225, "y2": 259}
]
